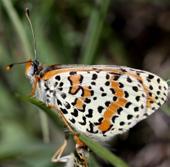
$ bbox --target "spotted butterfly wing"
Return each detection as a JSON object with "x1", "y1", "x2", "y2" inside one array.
[{"x1": 34, "y1": 65, "x2": 168, "y2": 141}]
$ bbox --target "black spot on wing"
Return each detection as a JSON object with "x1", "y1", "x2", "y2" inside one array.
[
  {"x1": 44, "y1": 82, "x2": 50, "y2": 91},
  {"x1": 84, "y1": 98, "x2": 91, "y2": 103},
  {"x1": 98, "y1": 106, "x2": 104, "y2": 113},
  {"x1": 59, "y1": 82, "x2": 64, "y2": 87},
  {"x1": 136, "y1": 96, "x2": 140, "y2": 102},
  {"x1": 94, "y1": 117, "x2": 103, "y2": 125},
  {"x1": 54, "y1": 82, "x2": 58, "y2": 87},
  {"x1": 119, "y1": 82, "x2": 124, "y2": 88},
  {"x1": 100, "y1": 87, "x2": 104, "y2": 91},
  {"x1": 110, "y1": 88, "x2": 115, "y2": 94},
  {"x1": 120, "y1": 68, "x2": 127, "y2": 72},
  {"x1": 79, "y1": 116, "x2": 86, "y2": 125},
  {"x1": 87, "y1": 122, "x2": 98, "y2": 134},
  {"x1": 134, "y1": 106, "x2": 139, "y2": 112},
  {"x1": 102, "y1": 93, "x2": 107, "y2": 97},
  {"x1": 120, "y1": 121, "x2": 125, "y2": 126},
  {"x1": 61, "y1": 93, "x2": 66, "y2": 99},
  {"x1": 124, "y1": 91, "x2": 129, "y2": 98},
  {"x1": 69, "y1": 71, "x2": 77, "y2": 75},
  {"x1": 58, "y1": 87, "x2": 63, "y2": 91},
  {"x1": 55, "y1": 75, "x2": 61, "y2": 81},
  {"x1": 127, "y1": 114, "x2": 133, "y2": 120},
  {"x1": 105, "y1": 101, "x2": 111, "y2": 107},
  {"x1": 117, "y1": 107, "x2": 123, "y2": 114},
  {"x1": 105, "y1": 81, "x2": 110, "y2": 86},
  {"x1": 92, "y1": 73, "x2": 98, "y2": 80},
  {"x1": 93, "y1": 97, "x2": 97, "y2": 100},
  {"x1": 71, "y1": 109, "x2": 79, "y2": 117},
  {"x1": 69, "y1": 118, "x2": 75, "y2": 124},
  {"x1": 125, "y1": 102, "x2": 132, "y2": 108},
  {"x1": 106, "y1": 74, "x2": 110, "y2": 80},
  {"x1": 57, "y1": 99, "x2": 62, "y2": 106},
  {"x1": 127, "y1": 77, "x2": 132, "y2": 83},
  {"x1": 91, "y1": 81, "x2": 96, "y2": 85},
  {"x1": 157, "y1": 91, "x2": 161, "y2": 95},
  {"x1": 60, "y1": 108, "x2": 68, "y2": 114},
  {"x1": 132, "y1": 86, "x2": 138, "y2": 92},
  {"x1": 112, "y1": 116, "x2": 118, "y2": 123},
  {"x1": 86, "y1": 109, "x2": 93, "y2": 118},
  {"x1": 148, "y1": 74, "x2": 154, "y2": 79},
  {"x1": 113, "y1": 96, "x2": 117, "y2": 101},
  {"x1": 65, "y1": 102, "x2": 71, "y2": 109},
  {"x1": 149, "y1": 85, "x2": 153, "y2": 90}
]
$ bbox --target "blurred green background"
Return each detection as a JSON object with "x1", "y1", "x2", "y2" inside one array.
[{"x1": 0, "y1": 0, "x2": 170, "y2": 167}]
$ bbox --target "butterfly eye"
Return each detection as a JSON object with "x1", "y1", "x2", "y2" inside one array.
[
  {"x1": 32, "y1": 60, "x2": 40, "y2": 74},
  {"x1": 34, "y1": 59, "x2": 39, "y2": 66},
  {"x1": 32, "y1": 60, "x2": 39, "y2": 67}
]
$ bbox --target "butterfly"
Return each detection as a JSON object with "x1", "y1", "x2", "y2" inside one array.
[
  {"x1": 24, "y1": 59, "x2": 168, "y2": 139},
  {"x1": 6, "y1": 8, "x2": 169, "y2": 165},
  {"x1": 10, "y1": 58, "x2": 167, "y2": 163}
]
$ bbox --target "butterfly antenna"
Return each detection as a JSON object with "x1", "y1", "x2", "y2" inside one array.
[
  {"x1": 25, "y1": 8, "x2": 37, "y2": 60},
  {"x1": 5, "y1": 60, "x2": 32, "y2": 71}
]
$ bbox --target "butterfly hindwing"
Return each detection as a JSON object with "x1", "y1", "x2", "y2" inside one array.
[{"x1": 36, "y1": 66, "x2": 168, "y2": 141}]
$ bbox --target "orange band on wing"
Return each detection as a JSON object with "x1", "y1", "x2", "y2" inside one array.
[
  {"x1": 42, "y1": 68, "x2": 123, "y2": 80},
  {"x1": 75, "y1": 98, "x2": 84, "y2": 110},
  {"x1": 42, "y1": 69, "x2": 71, "y2": 80},
  {"x1": 99, "y1": 81, "x2": 127, "y2": 132},
  {"x1": 74, "y1": 86, "x2": 92, "y2": 110},
  {"x1": 83, "y1": 86, "x2": 91, "y2": 97},
  {"x1": 69, "y1": 75, "x2": 82, "y2": 94}
]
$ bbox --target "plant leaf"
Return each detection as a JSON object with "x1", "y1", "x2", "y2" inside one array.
[
  {"x1": 16, "y1": 95, "x2": 63, "y2": 128},
  {"x1": 81, "y1": 0, "x2": 110, "y2": 64},
  {"x1": 1, "y1": 0, "x2": 32, "y2": 59}
]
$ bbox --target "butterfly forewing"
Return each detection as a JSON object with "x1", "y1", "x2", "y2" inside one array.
[{"x1": 36, "y1": 66, "x2": 168, "y2": 141}]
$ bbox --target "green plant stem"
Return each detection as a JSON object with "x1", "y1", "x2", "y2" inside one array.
[
  {"x1": 2, "y1": 0, "x2": 32, "y2": 59},
  {"x1": 81, "y1": 0, "x2": 110, "y2": 64},
  {"x1": 39, "y1": 111, "x2": 50, "y2": 143},
  {"x1": 17, "y1": 95, "x2": 63, "y2": 128}
]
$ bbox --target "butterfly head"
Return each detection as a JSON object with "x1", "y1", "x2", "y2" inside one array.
[
  {"x1": 6, "y1": 59, "x2": 43, "y2": 82},
  {"x1": 25, "y1": 59, "x2": 42, "y2": 79}
]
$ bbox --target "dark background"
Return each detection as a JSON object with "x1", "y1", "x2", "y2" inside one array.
[{"x1": 0, "y1": 0, "x2": 170, "y2": 167}]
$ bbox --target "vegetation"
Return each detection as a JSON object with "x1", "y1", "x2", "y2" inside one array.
[{"x1": 0, "y1": 0, "x2": 170, "y2": 167}]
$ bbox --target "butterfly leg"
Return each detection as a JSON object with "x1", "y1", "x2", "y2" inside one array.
[
  {"x1": 49, "y1": 105, "x2": 76, "y2": 134},
  {"x1": 59, "y1": 110, "x2": 75, "y2": 134},
  {"x1": 49, "y1": 106, "x2": 79, "y2": 163},
  {"x1": 74, "y1": 134, "x2": 86, "y2": 149},
  {"x1": 74, "y1": 134, "x2": 89, "y2": 167},
  {"x1": 51, "y1": 129, "x2": 69, "y2": 163}
]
